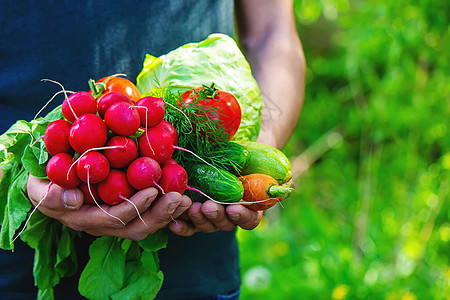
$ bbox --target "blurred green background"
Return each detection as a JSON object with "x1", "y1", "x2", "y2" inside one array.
[{"x1": 237, "y1": 0, "x2": 449, "y2": 299}]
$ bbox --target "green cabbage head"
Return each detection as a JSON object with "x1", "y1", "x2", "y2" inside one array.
[{"x1": 136, "y1": 33, "x2": 263, "y2": 141}]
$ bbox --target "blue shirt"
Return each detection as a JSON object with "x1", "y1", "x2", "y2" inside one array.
[
  {"x1": 0, "y1": 1, "x2": 240, "y2": 299},
  {"x1": 0, "y1": 0, "x2": 234, "y2": 132}
]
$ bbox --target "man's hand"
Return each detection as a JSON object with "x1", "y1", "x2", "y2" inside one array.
[
  {"x1": 168, "y1": 0, "x2": 304, "y2": 238},
  {"x1": 27, "y1": 175, "x2": 191, "y2": 241},
  {"x1": 168, "y1": 200, "x2": 263, "y2": 236}
]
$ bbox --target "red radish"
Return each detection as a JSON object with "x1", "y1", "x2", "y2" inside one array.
[
  {"x1": 135, "y1": 96, "x2": 165, "y2": 128},
  {"x1": 103, "y1": 136, "x2": 137, "y2": 168},
  {"x1": 138, "y1": 127, "x2": 174, "y2": 164},
  {"x1": 75, "y1": 151, "x2": 110, "y2": 183},
  {"x1": 104, "y1": 102, "x2": 140, "y2": 136},
  {"x1": 44, "y1": 120, "x2": 72, "y2": 155},
  {"x1": 46, "y1": 153, "x2": 81, "y2": 188},
  {"x1": 62, "y1": 91, "x2": 97, "y2": 122},
  {"x1": 159, "y1": 164, "x2": 188, "y2": 194},
  {"x1": 97, "y1": 169, "x2": 134, "y2": 205},
  {"x1": 97, "y1": 92, "x2": 132, "y2": 118},
  {"x1": 69, "y1": 114, "x2": 107, "y2": 153},
  {"x1": 160, "y1": 158, "x2": 179, "y2": 168},
  {"x1": 126, "y1": 157, "x2": 162, "y2": 190},
  {"x1": 155, "y1": 120, "x2": 178, "y2": 145},
  {"x1": 79, "y1": 182, "x2": 99, "y2": 205}
]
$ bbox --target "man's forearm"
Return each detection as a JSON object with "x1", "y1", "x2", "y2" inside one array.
[{"x1": 235, "y1": 0, "x2": 306, "y2": 149}]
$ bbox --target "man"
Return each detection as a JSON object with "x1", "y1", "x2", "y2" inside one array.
[{"x1": 0, "y1": 1, "x2": 305, "y2": 299}]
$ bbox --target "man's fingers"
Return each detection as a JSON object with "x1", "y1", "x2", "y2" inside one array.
[
  {"x1": 56, "y1": 188, "x2": 158, "y2": 231},
  {"x1": 169, "y1": 219, "x2": 197, "y2": 236},
  {"x1": 27, "y1": 174, "x2": 194, "y2": 240},
  {"x1": 27, "y1": 175, "x2": 84, "y2": 211},
  {"x1": 226, "y1": 204, "x2": 263, "y2": 230},
  {"x1": 94, "y1": 192, "x2": 190, "y2": 241},
  {"x1": 143, "y1": 192, "x2": 185, "y2": 228},
  {"x1": 172, "y1": 195, "x2": 192, "y2": 219},
  {"x1": 200, "y1": 201, "x2": 236, "y2": 232},
  {"x1": 188, "y1": 202, "x2": 217, "y2": 233},
  {"x1": 177, "y1": 210, "x2": 190, "y2": 221},
  {"x1": 96, "y1": 187, "x2": 159, "y2": 224}
]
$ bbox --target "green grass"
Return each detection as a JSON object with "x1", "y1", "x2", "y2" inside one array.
[{"x1": 238, "y1": 0, "x2": 449, "y2": 299}]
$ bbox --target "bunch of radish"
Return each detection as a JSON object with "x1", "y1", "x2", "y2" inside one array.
[{"x1": 44, "y1": 76, "x2": 190, "y2": 212}]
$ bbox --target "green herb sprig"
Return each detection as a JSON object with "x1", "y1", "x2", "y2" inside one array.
[{"x1": 148, "y1": 86, "x2": 232, "y2": 167}]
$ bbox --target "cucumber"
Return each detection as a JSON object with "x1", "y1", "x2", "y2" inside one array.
[
  {"x1": 186, "y1": 164, "x2": 244, "y2": 203},
  {"x1": 209, "y1": 142, "x2": 249, "y2": 175},
  {"x1": 235, "y1": 141, "x2": 292, "y2": 184}
]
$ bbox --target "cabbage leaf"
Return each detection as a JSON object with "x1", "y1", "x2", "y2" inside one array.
[{"x1": 136, "y1": 33, "x2": 263, "y2": 141}]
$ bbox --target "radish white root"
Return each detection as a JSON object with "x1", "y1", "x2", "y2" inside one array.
[
  {"x1": 86, "y1": 167, "x2": 126, "y2": 226},
  {"x1": 118, "y1": 195, "x2": 148, "y2": 227},
  {"x1": 11, "y1": 182, "x2": 53, "y2": 245}
]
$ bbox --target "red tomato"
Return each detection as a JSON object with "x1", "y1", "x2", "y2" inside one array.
[
  {"x1": 90, "y1": 75, "x2": 141, "y2": 103},
  {"x1": 180, "y1": 84, "x2": 241, "y2": 139}
]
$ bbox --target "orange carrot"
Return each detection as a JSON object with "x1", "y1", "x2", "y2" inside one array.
[{"x1": 238, "y1": 174, "x2": 294, "y2": 211}]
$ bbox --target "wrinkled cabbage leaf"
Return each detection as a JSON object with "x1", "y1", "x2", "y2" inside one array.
[{"x1": 136, "y1": 33, "x2": 263, "y2": 141}]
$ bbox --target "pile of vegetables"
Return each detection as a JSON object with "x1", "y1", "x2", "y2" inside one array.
[{"x1": 0, "y1": 34, "x2": 294, "y2": 299}]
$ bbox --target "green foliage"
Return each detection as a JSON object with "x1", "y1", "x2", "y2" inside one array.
[
  {"x1": 79, "y1": 234, "x2": 166, "y2": 300},
  {"x1": 238, "y1": 0, "x2": 449, "y2": 299},
  {"x1": 79, "y1": 236, "x2": 127, "y2": 299},
  {"x1": 0, "y1": 102, "x2": 168, "y2": 299}
]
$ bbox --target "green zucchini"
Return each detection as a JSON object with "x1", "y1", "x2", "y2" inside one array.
[
  {"x1": 186, "y1": 164, "x2": 244, "y2": 203},
  {"x1": 209, "y1": 142, "x2": 249, "y2": 175},
  {"x1": 235, "y1": 141, "x2": 292, "y2": 184}
]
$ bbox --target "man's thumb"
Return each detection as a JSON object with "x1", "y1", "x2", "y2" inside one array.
[{"x1": 62, "y1": 189, "x2": 84, "y2": 210}]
